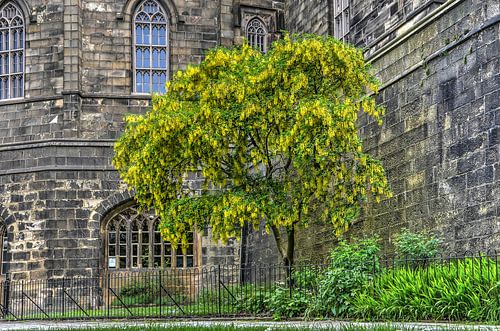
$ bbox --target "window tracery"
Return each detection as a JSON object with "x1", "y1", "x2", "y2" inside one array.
[
  {"x1": 333, "y1": 0, "x2": 349, "y2": 41},
  {"x1": 246, "y1": 18, "x2": 268, "y2": 53},
  {"x1": 0, "y1": 224, "x2": 8, "y2": 275},
  {"x1": 105, "y1": 204, "x2": 195, "y2": 270},
  {"x1": 0, "y1": 2, "x2": 24, "y2": 100},
  {"x1": 133, "y1": 0, "x2": 168, "y2": 94}
]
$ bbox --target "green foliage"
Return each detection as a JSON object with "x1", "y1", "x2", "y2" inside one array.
[
  {"x1": 114, "y1": 278, "x2": 187, "y2": 307},
  {"x1": 354, "y1": 257, "x2": 500, "y2": 322},
  {"x1": 292, "y1": 266, "x2": 321, "y2": 290},
  {"x1": 235, "y1": 270, "x2": 319, "y2": 319},
  {"x1": 229, "y1": 283, "x2": 279, "y2": 315},
  {"x1": 305, "y1": 238, "x2": 380, "y2": 317},
  {"x1": 234, "y1": 289, "x2": 269, "y2": 315},
  {"x1": 266, "y1": 286, "x2": 311, "y2": 320},
  {"x1": 21, "y1": 324, "x2": 482, "y2": 331},
  {"x1": 393, "y1": 229, "x2": 442, "y2": 261},
  {"x1": 114, "y1": 279, "x2": 161, "y2": 306},
  {"x1": 113, "y1": 34, "x2": 391, "y2": 257}
]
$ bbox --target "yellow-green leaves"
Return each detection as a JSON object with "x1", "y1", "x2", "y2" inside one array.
[{"x1": 113, "y1": 34, "x2": 392, "y2": 250}]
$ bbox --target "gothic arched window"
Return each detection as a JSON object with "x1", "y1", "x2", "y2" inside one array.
[
  {"x1": 0, "y1": 2, "x2": 24, "y2": 100},
  {"x1": 246, "y1": 18, "x2": 268, "y2": 53},
  {"x1": 133, "y1": 0, "x2": 169, "y2": 94},
  {"x1": 104, "y1": 204, "x2": 195, "y2": 270},
  {"x1": 333, "y1": 0, "x2": 350, "y2": 41},
  {"x1": 0, "y1": 224, "x2": 8, "y2": 275}
]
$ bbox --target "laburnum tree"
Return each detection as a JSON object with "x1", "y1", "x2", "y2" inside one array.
[{"x1": 113, "y1": 34, "x2": 392, "y2": 267}]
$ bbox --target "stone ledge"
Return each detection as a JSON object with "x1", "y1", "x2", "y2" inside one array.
[
  {"x1": 0, "y1": 165, "x2": 116, "y2": 176},
  {"x1": 367, "y1": 0, "x2": 463, "y2": 63},
  {"x1": 0, "y1": 138, "x2": 116, "y2": 151}
]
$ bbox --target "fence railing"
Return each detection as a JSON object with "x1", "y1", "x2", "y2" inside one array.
[{"x1": 0, "y1": 252, "x2": 498, "y2": 320}]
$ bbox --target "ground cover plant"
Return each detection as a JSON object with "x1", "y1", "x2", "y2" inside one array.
[
  {"x1": 230, "y1": 233, "x2": 500, "y2": 323},
  {"x1": 4, "y1": 232, "x2": 497, "y2": 323},
  {"x1": 354, "y1": 257, "x2": 500, "y2": 322},
  {"x1": 305, "y1": 238, "x2": 380, "y2": 318}
]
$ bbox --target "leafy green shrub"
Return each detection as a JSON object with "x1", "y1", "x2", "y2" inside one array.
[
  {"x1": 354, "y1": 257, "x2": 500, "y2": 322},
  {"x1": 292, "y1": 266, "x2": 321, "y2": 291},
  {"x1": 393, "y1": 229, "x2": 441, "y2": 261},
  {"x1": 231, "y1": 284, "x2": 273, "y2": 314},
  {"x1": 265, "y1": 286, "x2": 311, "y2": 320},
  {"x1": 114, "y1": 279, "x2": 161, "y2": 306},
  {"x1": 113, "y1": 277, "x2": 187, "y2": 307},
  {"x1": 120, "y1": 279, "x2": 160, "y2": 297},
  {"x1": 306, "y1": 238, "x2": 380, "y2": 317}
]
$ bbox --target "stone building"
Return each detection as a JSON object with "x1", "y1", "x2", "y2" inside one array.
[
  {"x1": 0, "y1": 0, "x2": 285, "y2": 280},
  {"x1": 280, "y1": 0, "x2": 500, "y2": 262},
  {"x1": 0, "y1": 0, "x2": 498, "y2": 279}
]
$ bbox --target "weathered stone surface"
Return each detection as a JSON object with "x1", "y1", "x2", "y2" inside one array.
[
  {"x1": 0, "y1": 0, "x2": 284, "y2": 279},
  {"x1": 0, "y1": 0, "x2": 498, "y2": 277},
  {"x1": 274, "y1": 0, "x2": 500, "y2": 264}
]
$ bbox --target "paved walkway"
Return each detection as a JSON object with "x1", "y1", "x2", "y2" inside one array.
[{"x1": 0, "y1": 320, "x2": 498, "y2": 330}]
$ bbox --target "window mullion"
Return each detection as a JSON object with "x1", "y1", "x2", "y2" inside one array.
[
  {"x1": 160, "y1": 235, "x2": 164, "y2": 268},
  {"x1": 126, "y1": 223, "x2": 131, "y2": 269},
  {"x1": 172, "y1": 243, "x2": 176, "y2": 269},
  {"x1": 138, "y1": 227, "x2": 143, "y2": 268},
  {"x1": 7, "y1": 25, "x2": 10, "y2": 99},
  {"x1": 149, "y1": 21, "x2": 153, "y2": 92},
  {"x1": 148, "y1": 220, "x2": 153, "y2": 268},
  {"x1": 133, "y1": 1, "x2": 168, "y2": 94},
  {"x1": 115, "y1": 226, "x2": 120, "y2": 270}
]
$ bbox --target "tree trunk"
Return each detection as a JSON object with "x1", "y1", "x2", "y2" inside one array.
[
  {"x1": 284, "y1": 226, "x2": 295, "y2": 267},
  {"x1": 271, "y1": 224, "x2": 295, "y2": 267}
]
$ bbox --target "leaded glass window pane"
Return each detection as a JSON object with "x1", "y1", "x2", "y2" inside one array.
[
  {"x1": 333, "y1": 0, "x2": 350, "y2": 41},
  {"x1": 246, "y1": 18, "x2": 268, "y2": 53},
  {"x1": 141, "y1": 221, "x2": 150, "y2": 268},
  {"x1": 0, "y1": 3, "x2": 24, "y2": 99},
  {"x1": 105, "y1": 204, "x2": 196, "y2": 270},
  {"x1": 133, "y1": 0, "x2": 168, "y2": 94}
]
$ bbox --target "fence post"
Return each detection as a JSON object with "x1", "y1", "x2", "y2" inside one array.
[
  {"x1": 288, "y1": 264, "x2": 292, "y2": 299},
  {"x1": 159, "y1": 270, "x2": 162, "y2": 317},
  {"x1": 106, "y1": 273, "x2": 110, "y2": 319},
  {"x1": 62, "y1": 278, "x2": 65, "y2": 317},
  {"x1": 2, "y1": 274, "x2": 10, "y2": 318},
  {"x1": 217, "y1": 265, "x2": 221, "y2": 316},
  {"x1": 20, "y1": 280, "x2": 24, "y2": 319}
]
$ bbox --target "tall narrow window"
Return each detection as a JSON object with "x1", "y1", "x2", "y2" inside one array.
[
  {"x1": 246, "y1": 18, "x2": 268, "y2": 53},
  {"x1": 0, "y1": 225, "x2": 8, "y2": 275},
  {"x1": 0, "y1": 2, "x2": 24, "y2": 100},
  {"x1": 105, "y1": 204, "x2": 196, "y2": 270},
  {"x1": 333, "y1": 0, "x2": 349, "y2": 41},
  {"x1": 133, "y1": 0, "x2": 168, "y2": 94}
]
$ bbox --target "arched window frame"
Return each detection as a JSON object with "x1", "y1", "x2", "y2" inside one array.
[
  {"x1": 333, "y1": 0, "x2": 350, "y2": 41},
  {"x1": 103, "y1": 204, "x2": 197, "y2": 271},
  {"x1": 132, "y1": 0, "x2": 169, "y2": 94},
  {"x1": 0, "y1": 1, "x2": 24, "y2": 100},
  {"x1": 0, "y1": 224, "x2": 8, "y2": 275},
  {"x1": 246, "y1": 17, "x2": 268, "y2": 53}
]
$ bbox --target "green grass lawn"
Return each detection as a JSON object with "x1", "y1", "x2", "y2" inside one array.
[
  {"x1": 4, "y1": 303, "x2": 245, "y2": 320},
  {"x1": 22, "y1": 324, "x2": 483, "y2": 331}
]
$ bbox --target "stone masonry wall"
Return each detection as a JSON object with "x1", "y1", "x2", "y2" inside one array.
[
  {"x1": 285, "y1": 0, "x2": 330, "y2": 36},
  {"x1": 277, "y1": 0, "x2": 499, "y2": 263},
  {"x1": 355, "y1": 0, "x2": 499, "y2": 253},
  {"x1": 0, "y1": 0, "x2": 284, "y2": 279}
]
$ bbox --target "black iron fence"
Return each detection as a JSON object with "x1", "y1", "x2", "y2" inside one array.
[{"x1": 0, "y1": 252, "x2": 498, "y2": 320}]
